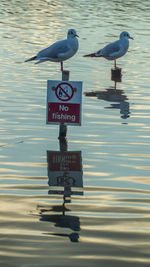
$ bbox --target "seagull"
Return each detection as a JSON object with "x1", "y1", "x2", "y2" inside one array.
[
  {"x1": 25, "y1": 29, "x2": 79, "y2": 72},
  {"x1": 84, "y1": 31, "x2": 133, "y2": 69}
]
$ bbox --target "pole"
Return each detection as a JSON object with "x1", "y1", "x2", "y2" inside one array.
[
  {"x1": 59, "y1": 70, "x2": 71, "y2": 202},
  {"x1": 58, "y1": 70, "x2": 70, "y2": 140},
  {"x1": 111, "y1": 67, "x2": 122, "y2": 83}
]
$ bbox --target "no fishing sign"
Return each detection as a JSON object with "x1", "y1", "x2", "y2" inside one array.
[{"x1": 47, "y1": 80, "x2": 82, "y2": 125}]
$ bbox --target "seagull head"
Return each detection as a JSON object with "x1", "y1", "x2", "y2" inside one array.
[
  {"x1": 120, "y1": 31, "x2": 134, "y2": 40},
  {"x1": 67, "y1": 29, "x2": 79, "y2": 38}
]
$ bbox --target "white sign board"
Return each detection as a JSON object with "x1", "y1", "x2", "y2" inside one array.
[{"x1": 47, "y1": 80, "x2": 82, "y2": 125}]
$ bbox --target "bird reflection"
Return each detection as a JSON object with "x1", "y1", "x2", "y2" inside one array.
[{"x1": 85, "y1": 81, "x2": 130, "y2": 119}]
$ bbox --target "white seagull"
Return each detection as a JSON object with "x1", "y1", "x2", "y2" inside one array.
[
  {"x1": 25, "y1": 29, "x2": 79, "y2": 72},
  {"x1": 84, "y1": 31, "x2": 133, "y2": 68}
]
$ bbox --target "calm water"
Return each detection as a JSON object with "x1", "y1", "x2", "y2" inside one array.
[{"x1": 0, "y1": 0, "x2": 150, "y2": 266}]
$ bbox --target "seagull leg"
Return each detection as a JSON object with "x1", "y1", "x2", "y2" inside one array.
[{"x1": 61, "y1": 62, "x2": 63, "y2": 72}]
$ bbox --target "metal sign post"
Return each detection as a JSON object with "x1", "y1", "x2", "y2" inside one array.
[
  {"x1": 46, "y1": 71, "x2": 83, "y2": 203},
  {"x1": 60, "y1": 71, "x2": 69, "y2": 139}
]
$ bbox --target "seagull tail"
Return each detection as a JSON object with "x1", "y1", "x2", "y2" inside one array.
[
  {"x1": 83, "y1": 50, "x2": 102, "y2": 58},
  {"x1": 24, "y1": 56, "x2": 37, "y2": 62},
  {"x1": 34, "y1": 58, "x2": 49, "y2": 64}
]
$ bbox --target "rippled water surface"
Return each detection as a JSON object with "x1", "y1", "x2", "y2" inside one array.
[{"x1": 0, "y1": 1, "x2": 150, "y2": 266}]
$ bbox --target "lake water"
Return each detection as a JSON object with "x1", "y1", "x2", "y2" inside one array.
[{"x1": 0, "y1": 0, "x2": 150, "y2": 266}]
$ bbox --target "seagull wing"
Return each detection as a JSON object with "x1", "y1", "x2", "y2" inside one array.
[
  {"x1": 100, "y1": 40, "x2": 121, "y2": 58},
  {"x1": 37, "y1": 39, "x2": 70, "y2": 60}
]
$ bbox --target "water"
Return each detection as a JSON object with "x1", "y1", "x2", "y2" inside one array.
[{"x1": 0, "y1": 0, "x2": 150, "y2": 266}]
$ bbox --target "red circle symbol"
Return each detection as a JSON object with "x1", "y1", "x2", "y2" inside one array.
[{"x1": 55, "y1": 82, "x2": 74, "y2": 101}]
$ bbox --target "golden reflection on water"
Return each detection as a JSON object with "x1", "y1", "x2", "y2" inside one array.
[
  {"x1": 84, "y1": 171, "x2": 111, "y2": 177},
  {"x1": 71, "y1": 140, "x2": 107, "y2": 144},
  {"x1": 0, "y1": 0, "x2": 150, "y2": 266},
  {"x1": 120, "y1": 153, "x2": 150, "y2": 158},
  {"x1": 114, "y1": 176, "x2": 150, "y2": 185},
  {"x1": 1, "y1": 184, "x2": 150, "y2": 265},
  {"x1": 0, "y1": 161, "x2": 46, "y2": 167},
  {"x1": 72, "y1": 255, "x2": 150, "y2": 265}
]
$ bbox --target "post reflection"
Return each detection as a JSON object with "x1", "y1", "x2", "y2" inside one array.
[
  {"x1": 85, "y1": 81, "x2": 130, "y2": 120},
  {"x1": 38, "y1": 204, "x2": 80, "y2": 242},
  {"x1": 38, "y1": 138, "x2": 83, "y2": 242}
]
